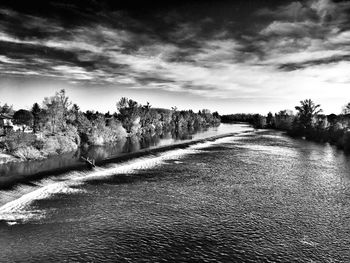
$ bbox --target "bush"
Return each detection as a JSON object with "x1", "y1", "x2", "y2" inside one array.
[
  {"x1": 88, "y1": 129, "x2": 105, "y2": 146},
  {"x1": 108, "y1": 119, "x2": 127, "y2": 140},
  {"x1": 87, "y1": 118, "x2": 127, "y2": 145},
  {"x1": 1, "y1": 131, "x2": 36, "y2": 152},
  {"x1": 56, "y1": 135, "x2": 78, "y2": 153},
  {"x1": 12, "y1": 146, "x2": 43, "y2": 160},
  {"x1": 63, "y1": 125, "x2": 81, "y2": 146},
  {"x1": 42, "y1": 136, "x2": 61, "y2": 155},
  {"x1": 42, "y1": 134, "x2": 78, "y2": 155}
]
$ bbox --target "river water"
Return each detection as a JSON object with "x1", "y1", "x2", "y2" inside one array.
[
  {"x1": 0, "y1": 124, "x2": 241, "y2": 182},
  {"x1": 0, "y1": 124, "x2": 350, "y2": 262}
]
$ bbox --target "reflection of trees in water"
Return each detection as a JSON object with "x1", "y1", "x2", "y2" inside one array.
[
  {"x1": 122, "y1": 136, "x2": 141, "y2": 153},
  {"x1": 0, "y1": 125, "x2": 215, "y2": 180},
  {"x1": 171, "y1": 126, "x2": 208, "y2": 140},
  {"x1": 139, "y1": 133, "x2": 161, "y2": 148},
  {"x1": 84, "y1": 138, "x2": 127, "y2": 159},
  {"x1": 73, "y1": 148, "x2": 81, "y2": 158},
  {"x1": 123, "y1": 127, "x2": 208, "y2": 151},
  {"x1": 171, "y1": 129, "x2": 191, "y2": 140},
  {"x1": 0, "y1": 151, "x2": 78, "y2": 177},
  {"x1": 119, "y1": 127, "x2": 211, "y2": 152}
]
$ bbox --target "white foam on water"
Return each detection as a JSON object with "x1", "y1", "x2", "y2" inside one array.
[
  {"x1": 0, "y1": 181, "x2": 85, "y2": 224},
  {"x1": 300, "y1": 236, "x2": 318, "y2": 247},
  {"x1": 77, "y1": 148, "x2": 202, "y2": 181},
  {"x1": 0, "y1": 134, "x2": 241, "y2": 224}
]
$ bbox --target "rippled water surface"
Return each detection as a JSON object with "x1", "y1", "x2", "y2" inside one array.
[{"x1": 1, "y1": 126, "x2": 350, "y2": 262}]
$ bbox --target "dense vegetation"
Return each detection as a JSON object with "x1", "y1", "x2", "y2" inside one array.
[
  {"x1": 0, "y1": 90, "x2": 220, "y2": 162},
  {"x1": 222, "y1": 99, "x2": 350, "y2": 152}
]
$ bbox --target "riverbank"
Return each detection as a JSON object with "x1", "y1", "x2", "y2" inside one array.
[
  {"x1": 0, "y1": 153, "x2": 19, "y2": 164},
  {"x1": 0, "y1": 125, "x2": 253, "y2": 190},
  {"x1": 223, "y1": 117, "x2": 350, "y2": 153},
  {"x1": 0, "y1": 131, "x2": 80, "y2": 165}
]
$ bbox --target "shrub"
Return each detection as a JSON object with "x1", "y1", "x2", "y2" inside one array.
[
  {"x1": 42, "y1": 134, "x2": 79, "y2": 155},
  {"x1": 108, "y1": 119, "x2": 127, "y2": 140},
  {"x1": 1, "y1": 131, "x2": 36, "y2": 152},
  {"x1": 12, "y1": 146, "x2": 43, "y2": 160},
  {"x1": 87, "y1": 118, "x2": 127, "y2": 145},
  {"x1": 88, "y1": 129, "x2": 105, "y2": 146},
  {"x1": 56, "y1": 135, "x2": 78, "y2": 153},
  {"x1": 42, "y1": 136, "x2": 61, "y2": 155},
  {"x1": 63, "y1": 125, "x2": 81, "y2": 146}
]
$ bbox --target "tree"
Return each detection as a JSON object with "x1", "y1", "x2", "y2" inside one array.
[
  {"x1": 116, "y1": 97, "x2": 141, "y2": 133},
  {"x1": 342, "y1": 103, "x2": 350, "y2": 115},
  {"x1": 72, "y1": 103, "x2": 80, "y2": 112},
  {"x1": 140, "y1": 102, "x2": 152, "y2": 129},
  {"x1": 42, "y1": 89, "x2": 71, "y2": 133},
  {"x1": 67, "y1": 103, "x2": 80, "y2": 124},
  {"x1": 266, "y1": 112, "x2": 274, "y2": 127},
  {"x1": 295, "y1": 99, "x2": 322, "y2": 129},
  {"x1": 0, "y1": 103, "x2": 14, "y2": 115},
  {"x1": 57, "y1": 89, "x2": 72, "y2": 118},
  {"x1": 171, "y1": 106, "x2": 180, "y2": 129},
  {"x1": 143, "y1": 102, "x2": 151, "y2": 111},
  {"x1": 13, "y1": 109, "x2": 33, "y2": 131},
  {"x1": 31, "y1": 103, "x2": 41, "y2": 133},
  {"x1": 104, "y1": 111, "x2": 112, "y2": 119}
]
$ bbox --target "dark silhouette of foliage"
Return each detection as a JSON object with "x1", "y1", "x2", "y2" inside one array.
[
  {"x1": 230, "y1": 99, "x2": 350, "y2": 153},
  {"x1": 13, "y1": 109, "x2": 33, "y2": 131},
  {"x1": 31, "y1": 103, "x2": 41, "y2": 133},
  {"x1": 295, "y1": 99, "x2": 322, "y2": 129}
]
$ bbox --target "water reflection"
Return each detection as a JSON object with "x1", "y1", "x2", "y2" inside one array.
[{"x1": 0, "y1": 124, "x2": 244, "y2": 180}]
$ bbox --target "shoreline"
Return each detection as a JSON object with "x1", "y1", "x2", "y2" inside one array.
[{"x1": 0, "y1": 130, "x2": 251, "y2": 190}]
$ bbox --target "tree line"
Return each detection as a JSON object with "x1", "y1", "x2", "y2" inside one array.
[
  {"x1": 0, "y1": 89, "x2": 220, "y2": 161},
  {"x1": 221, "y1": 99, "x2": 350, "y2": 152}
]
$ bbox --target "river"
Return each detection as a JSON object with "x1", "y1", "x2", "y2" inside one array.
[
  {"x1": 0, "y1": 123, "x2": 246, "y2": 188},
  {"x1": 0, "y1": 124, "x2": 349, "y2": 262}
]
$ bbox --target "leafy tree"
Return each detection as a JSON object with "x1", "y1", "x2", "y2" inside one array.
[
  {"x1": 42, "y1": 89, "x2": 71, "y2": 133},
  {"x1": 104, "y1": 111, "x2": 112, "y2": 119},
  {"x1": 0, "y1": 103, "x2": 14, "y2": 115},
  {"x1": 31, "y1": 103, "x2": 41, "y2": 133},
  {"x1": 140, "y1": 102, "x2": 152, "y2": 129},
  {"x1": 171, "y1": 106, "x2": 180, "y2": 129},
  {"x1": 341, "y1": 102, "x2": 350, "y2": 115},
  {"x1": 13, "y1": 109, "x2": 33, "y2": 131},
  {"x1": 116, "y1": 97, "x2": 141, "y2": 133},
  {"x1": 67, "y1": 103, "x2": 80, "y2": 124},
  {"x1": 266, "y1": 112, "x2": 273, "y2": 127},
  {"x1": 295, "y1": 99, "x2": 322, "y2": 129}
]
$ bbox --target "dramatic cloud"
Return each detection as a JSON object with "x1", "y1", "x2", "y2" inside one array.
[{"x1": 1, "y1": 0, "x2": 350, "y2": 113}]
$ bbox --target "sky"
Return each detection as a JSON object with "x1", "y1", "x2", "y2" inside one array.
[{"x1": 1, "y1": 0, "x2": 350, "y2": 114}]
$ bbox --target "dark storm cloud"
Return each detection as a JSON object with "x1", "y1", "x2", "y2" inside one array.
[
  {"x1": 0, "y1": 0, "x2": 242, "y2": 93},
  {"x1": 1, "y1": 0, "x2": 350, "y2": 103},
  {"x1": 278, "y1": 54, "x2": 350, "y2": 70},
  {"x1": 254, "y1": 0, "x2": 350, "y2": 68}
]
